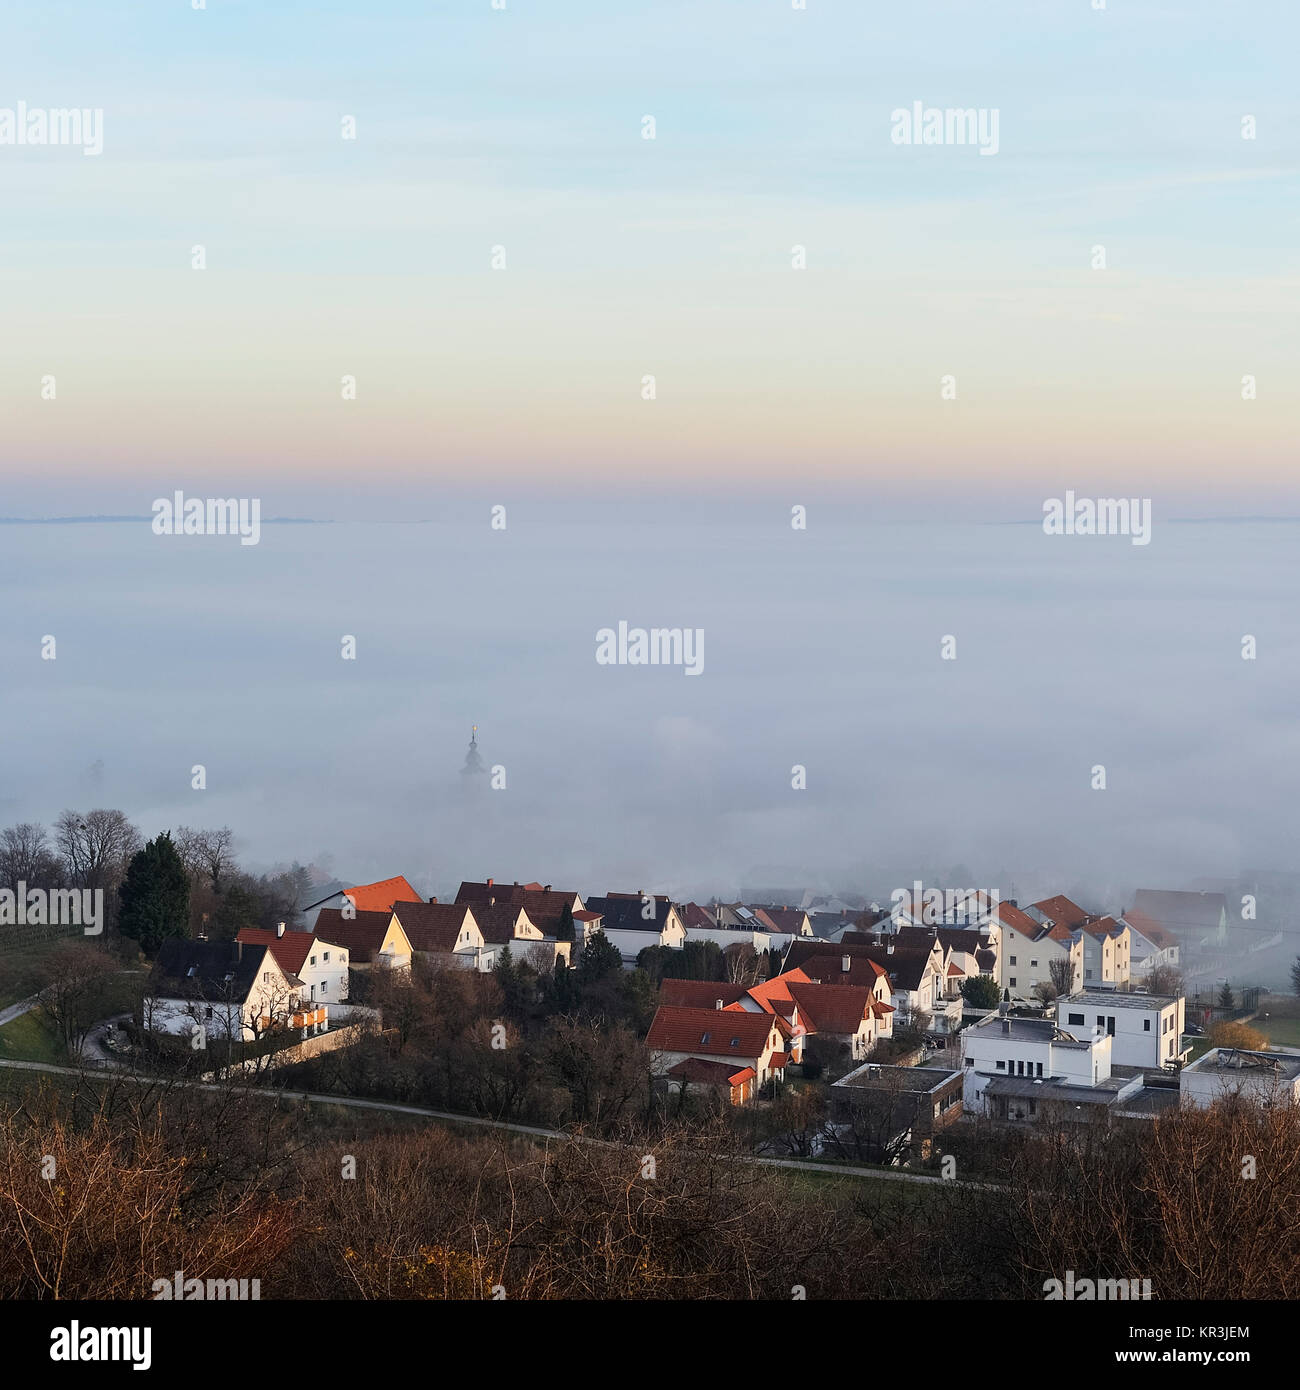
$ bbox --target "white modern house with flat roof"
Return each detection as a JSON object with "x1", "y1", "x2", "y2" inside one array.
[
  {"x1": 1181, "y1": 1048, "x2": 1300, "y2": 1109},
  {"x1": 1056, "y1": 991, "x2": 1187, "y2": 1071},
  {"x1": 960, "y1": 1012, "x2": 1114, "y2": 1110}
]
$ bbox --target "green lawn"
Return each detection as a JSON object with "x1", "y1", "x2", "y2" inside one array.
[{"x1": 0, "y1": 1007, "x2": 69, "y2": 1065}]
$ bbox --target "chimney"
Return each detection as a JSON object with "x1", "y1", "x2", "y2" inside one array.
[
  {"x1": 236, "y1": 939, "x2": 243, "y2": 962},
  {"x1": 886, "y1": 941, "x2": 894, "y2": 955},
  {"x1": 487, "y1": 878, "x2": 494, "y2": 888},
  {"x1": 715, "y1": 999, "x2": 723, "y2": 1009},
  {"x1": 429, "y1": 895, "x2": 438, "y2": 904},
  {"x1": 276, "y1": 921, "x2": 286, "y2": 938},
  {"x1": 1002, "y1": 1018, "x2": 1010, "y2": 1036},
  {"x1": 841, "y1": 954, "x2": 851, "y2": 973},
  {"x1": 544, "y1": 884, "x2": 552, "y2": 892}
]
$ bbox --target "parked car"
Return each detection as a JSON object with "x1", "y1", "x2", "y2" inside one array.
[{"x1": 1184, "y1": 1022, "x2": 1204, "y2": 1037}]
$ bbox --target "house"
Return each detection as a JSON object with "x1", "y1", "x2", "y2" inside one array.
[
  {"x1": 300, "y1": 875, "x2": 422, "y2": 930},
  {"x1": 792, "y1": 936, "x2": 946, "y2": 1031},
  {"x1": 144, "y1": 939, "x2": 326, "y2": 1043},
  {"x1": 1119, "y1": 908, "x2": 1181, "y2": 975},
  {"x1": 390, "y1": 901, "x2": 491, "y2": 969},
  {"x1": 830, "y1": 1062, "x2": 964, "y2": 1161},
  {"x1": 1026, "y1": 895, "x2": 1131, "y2": 991},
  {"x1": 454, "y1": 879, "x2": 585, "y2": 941},
  {"x1": 315, "y1": 907, "x2": 414, "y2": 971},
  {"x1": 1181, "y1": 1048, "x2": 1300, "y2": 1109},
  {"x1": 959, "y1": 1009, "x2": 1146, "y2": 1123},
  {"x1": 585, "y1": 893, "x2": 686, "y2": 963},
  {"x1": 1057, "y1": 991, "x2": 1187, "y2": 1070},
  {"x1": 1131, "y1": 889, "x2": 1228, "y2": 950},
  {"x1": 647, "y1": 1004, "x2": 787, "y2": 1103},
  {"x1": 751, "y1": 906, "x2": 814, "y2": 939},
  {"x1": 893, "y1": 924, "x2": 1000, "y2": 1001},
  {"x1": 992, "y1": 899, "x2": 1083, "y2": 1000},
  {"x1": 680, "y1": 902, "x2": 718, "y2": 931},
  {"x1": 663, "y1": 1056, "x2": 761, "y2": 1106},
  {"x1": 235, "y1": 922, "x2": 349, "y2": 1006}
]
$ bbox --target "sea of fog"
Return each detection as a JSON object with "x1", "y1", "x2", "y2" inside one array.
[{"x1": 2, "y1": 506, "x2": 1298, "y2": 910}]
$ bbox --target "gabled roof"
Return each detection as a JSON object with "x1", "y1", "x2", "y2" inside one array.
[
  {"x1": 314, "y1": 907, "x2": 403, "y2": 962},
  {"x1": 470, "y1": 903, "x2": 537, "y2": 945},
  {"x1": 681, "y1": 902, "x2": 717, "y2": 930},
  {"x1": 1030, "y1": 895, "x2": 1093, "y2": 929},
  {"x1": 646, "y1": 1005, "x2": 778, "y2": 1059},
  {"x1": 894, "y1": 924, "x2": 996, "y2": 956},
  {"x1": 585, "y1": 895, "x2": 677, "y2": 934},
  {"x1": 391, "y1": 901, "x2": 479, "y2": 953},
  {"x1": 149, "y1": 939, "x2": 272, "y2": 1005},
  {"x1": 1121, "y1": 908, "x2": 1180, "y2": 950},
  {"x1": 666, "y1": 1057, "x2": 756, "y2": 1087},
  {"x1": 659, "y1": 979, "x2": 748, "y2": 1009},
  {"x1": 235, "y1": 927, "x2": 317, "y2": 977},
  {"x1": 1132, "y1": 890, "x2": 1225, "y2": 934},
  {"x1": 991, "y1": 900, "x2": 1045, "y2": 940},
  {"x1": 1081, "y1": 915, "x2": 1125, "y2": 942},
  {"x1": 752, "y1": 907, "x2": 809, "y2": 934},
  {"x1": 785, "y1": 981, "x2": 873, "y2": 1036},
  {"x1": 801, "y1": 946, "x2": 932, "y2": 992},
  {"x1": 454, "y1": 881, "x2": 582, "y2": 931},
  {"x1": 343, "y1": 876, "x2": 422, "y2": 913}
]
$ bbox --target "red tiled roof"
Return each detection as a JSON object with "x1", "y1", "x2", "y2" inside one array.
[
  {"x1": 1031, "y1": 895, "x2": 1092, "y2": 929},
  {"x1": 235, "y1": 927, "x2": 316, "y2": 976},
  {"x1": 666, "y1": 1058, "x2": 755, "y2": 1087},
  {"x1": 682, "y1": 902, "x2": 717, "y2": 930},
  {"x1": 753, "y1": 907, "x2": 808, "y2": 934},
  {"x1": 1081, "y1": 915, "x2": 1124, "y2": 942},
  {"x1": 992, "y1": 901, "x2": 1044, "y2": 940},
  {"x1": 1122, "y1": 909, "x2": 1179, "y2": 950},
  {"x1": 646, "y1": 1005, "x2": 778, "y2": 1059},
  {"x1": 344, "y1": 876, "x2": 422, "y2": 913},
  {"x1": 785, "y1": 981, "x2": 873, "y2": 1036},
  {"x1": 768, "y1": 1052, "x2": 788, "y2": 1069},
  {"x1": 659, "y1": 979, "x2": 748, "y2": 1009}
]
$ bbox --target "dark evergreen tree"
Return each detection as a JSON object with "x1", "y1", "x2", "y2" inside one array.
[
  {"x1": 117, "y1": 832, "x2": 190, "y2": 953},
  {"x1": 556, "y1": 902, "x2": 575, "y2": 942},
  {"x1": 1218, "y1": 981, "x2": 1235, "y2": 1010},
  {"x1": 576, "y1": 930, "x2": 623, "y2": 984}
]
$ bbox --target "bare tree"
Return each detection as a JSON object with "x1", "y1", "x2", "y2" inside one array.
[
  {"x1": 54, "y1": 809, "x2": 142, "y2": 907},
  {"x1": 0, "y1": 822, "x2": 62, "y2": 893},
  {"x1": 1048, "y1": 957, "x2": 1075, "y2": 998},
  {"x1": 174, "y1": 827, "x2": 237, "y2": 893},
  {"x1": 1144, "y1": 962, "x2": 1184, "y2": 997},
  {"x1": 37, "y1": 940, "x2": 119, "y2": 1057}
]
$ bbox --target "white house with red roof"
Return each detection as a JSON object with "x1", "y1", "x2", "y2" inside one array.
[
  {"x1": 992, "y1": 900, "x2": 1084, "y2": 1001},
  {"x1": 236, "y1": 922, "x2": 350, "y2": 1008},
  {"x1": 647, "y1": 1004, "x2": 787, "y2": 1104}
]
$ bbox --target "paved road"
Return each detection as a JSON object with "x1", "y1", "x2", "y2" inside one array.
[
  {"x1": 0, "y1": 1056, "x2": 985, "y2": 1189},
  {"x1": 0, "y1": 996, "x2": 39, "y2": 1028}
]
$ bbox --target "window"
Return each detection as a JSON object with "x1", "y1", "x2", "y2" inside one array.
[
  {"x1": 321, "y1": 981, "x2": 328, "y2": 995},
  {"x1": 1085, "y1": 970, "x2": 1093, "y2": 980},
  {"x1": 1030, "y1": 959, "x2": 1038, "y2": 968},
  {"x1": 310, "y1": 955, "x2": 317, "y2": 967},
  {"x1": 996, "y1": 1060, "x2": 1006, "y2": 1070},
  {"x1": 263, "y1": 972, "x2": 270, "y2": 983},
  {"x1": 965, "y1": 1056, "x2": 974, "y2": 1067},
  {"x1": 1144, "y1": 1019, "x2": 1151, "y2": 1032},
  {"x1": 323, "y1": 952, "x2": 330, "y2": 962},
  {"x1": 1009, "y1": 955, "x2": 1017, "y2": 966},
  {"x1": 1028, "y1": 1100, "x2": 1037, "y2": 1116},
  {"x1": 1068, "y1": 1013, "x2": 1085, "y2": 1026},
  {"x1": 1036, "y1": 1062, "x2": 1043, "y2": 1077},
  {"x1": 730, "y1": 1036, "x2": 741, "y2": 1047},
  {"x1": 205, "y1": 1006, "x2": 213, "y2": 1020},
  {"x1": 1009, "y1": 977, "x2": 1017, "y2": 987}
]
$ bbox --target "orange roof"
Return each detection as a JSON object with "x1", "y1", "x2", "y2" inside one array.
[
  {"x1": 344, "y1": 876, "x2": 422, "y2": 913},
  {"x1": 769, "y1": 1052, "x2": 788, "y2": 1069},
  {"x1": 1081, "y1": 915, "x2": 1123, "y2": 941},
  {"x1": 946, "y1": 961, "x2": 964, "y2": 977},
  {"x1": 992, "y1": 901, "x2": 1043, "y2": 940}
]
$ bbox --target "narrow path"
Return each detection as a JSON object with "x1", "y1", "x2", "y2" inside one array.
[{"x1": 0, "y1": 1056, "x2": 990, "y2": 1188}]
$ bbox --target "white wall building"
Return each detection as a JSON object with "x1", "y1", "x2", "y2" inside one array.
[
  {"x1": 1181, "y1": 1048, "x2": 1300, "y2": 1109},
  {"x1": 1056, "y1": 991, "x2": 1186, "y2": 1071}
]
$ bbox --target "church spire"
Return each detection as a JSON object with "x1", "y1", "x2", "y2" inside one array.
[{"x1": 461, "y1": 724, "x2": 485, "y2": 778}]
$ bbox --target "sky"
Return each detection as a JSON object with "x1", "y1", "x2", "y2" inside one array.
[
  {"x1": 1, "y1": 0, "x2": 1298, "y2": 519},
  {"x1": 3, "y1": 3, "x2": 1300, "y2": 974}
]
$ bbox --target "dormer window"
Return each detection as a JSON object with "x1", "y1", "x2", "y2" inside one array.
[{"x1": 700, "y1": 1032, "x2": 711, "y2": 1044}]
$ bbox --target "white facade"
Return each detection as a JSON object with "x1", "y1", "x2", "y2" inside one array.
[
  {"x1": 1057, "y1": 992, "x2": 1185, "y2": 1070},
  {"x1": 1002, "y1": 932, "x2": 1082, "y2": 1000},
  {"x1": 1079, "y1": 923, "x2": 1131, "y2": 988},
  {"x1": 1181, "y1": 1049, "x2": 1300, "y2": 1109},
  {"x1": 960, "y1": 1013, "x2": 1112, "y2": 1112},
  {"x1": 297, "y1": 938, "x2": 349, "y2": 1004}
]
